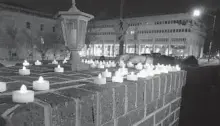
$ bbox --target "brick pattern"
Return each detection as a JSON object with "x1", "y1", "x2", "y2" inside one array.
[{"x1": 0, "y1": 65, "x2": 186, "y2": 126}]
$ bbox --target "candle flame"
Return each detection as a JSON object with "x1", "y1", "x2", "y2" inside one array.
[
  {"x1": 131, "y1": 72, "x2": 134, "y2": 75},
  {"x1": 20, "y1": 85, "x2": 28, "y2": 93},
  {"x1": 105, "y1": 69, "x2": 108, "y2": 72},
  {"x1": 57, "y1": 65, "x2": 60, "y2": 68},
  {"x1": 38, "y1": 76, "x2": 44, "y2": 82},
  {"x1": 98, "y1": 74, "x2": 102, "y2": 78},
  {"x1": 22, "y1": 66, "x2": 26, "y2": 70}
]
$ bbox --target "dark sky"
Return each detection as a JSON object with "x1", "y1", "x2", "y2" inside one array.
[{"x1": 0, "y1": 0, "x2": 220, "y2": 18}]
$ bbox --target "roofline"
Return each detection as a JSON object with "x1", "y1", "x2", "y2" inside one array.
[
  {"x1": 0, "y1": 3, "x2": 55, "y2": 19},
  {"x1": 92, "y1": 12, "x2": 190, "y2": 22}
]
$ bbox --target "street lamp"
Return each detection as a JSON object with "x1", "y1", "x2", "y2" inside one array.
[{"x1": 192, "y1": 8, "x2": 216, "y2": 62}]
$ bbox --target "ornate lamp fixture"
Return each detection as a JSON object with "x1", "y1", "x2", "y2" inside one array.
[{"x1": 57, "y1": 0, "x2": 94, "y2": 71}]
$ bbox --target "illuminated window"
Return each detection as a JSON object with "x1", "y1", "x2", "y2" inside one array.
[
  {"x1": 40, "y1": 24, "x2": 44, "y2": 31},
  {"x1": 26, "y1": 22, "x2": 30, "y2": 29}
]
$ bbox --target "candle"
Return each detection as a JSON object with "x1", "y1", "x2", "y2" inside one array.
[
  {"x1": 71, "y1": 29, "x2": 77, "y2": 42},
  {"x1": 137, "y1": 69, "x2": 148, "y2": 78},
  {"x1": 111, "y1": 61, "x2": 116, "y2": 67},
  {"x1": 127, "y1": 62, "x2": 134, "y2": 68},
  {"x1": 102, "y1": 69, "x2": 112, "y2": 78},
  {"x1": 90, "y1": 62, "x2": 97, "y2": 68},
  {"x1": 94, "y1": 74, "x2": 106, "y2": 84},
  {"x1": 98, "y1": 63, "x2": 105, "y2": 69},
  {"x1": 119, "y1": 61, "x2": 125, "y2": 68},
  {"x1": 12, "y1": 85, "x2": 34, "y2": 103},
  {"x1": 23, "y1": 60, "x2": 30, "y2": 66},
  {"x1": 135, "y1": 63, "x2": 143, "y2": 70},
  {"x1": 63, "y1": 58, "x2": 68, "y2": 64},
  {"x1": 127, "y1": 72, "x2": 138, "y2": 81},
  {"x1": 35, "y1": 60, "x2": 42, "y2": 66},
  {"x1": 33, "y1": 76, "x2": 50, "y2": 91},
  {"x1": 0, "y1": 82, "x2": 6, "y2": 92},
  {"x1": 54, "y1": 65, "x2": 64, "y2": 73},
  {"x1": 19, "y1": 66, "x2": 30, "y2": 75},
  {"x1": 119, "y1": 67, "x2": 128, "y2": 76},
  {"x1": 52, "y1": 59, "x2": 58, "y2": 64},
  {"x1": 112, "y1": 71, "x2": 124, "y2": 83},
  {"x1": 104, "y1": 62, "x2": 111, "y2": 68}
]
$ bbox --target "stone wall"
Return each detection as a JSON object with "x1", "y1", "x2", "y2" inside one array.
[{"x1": 0, "y1": 67, "x2": 186, "y2": 126}]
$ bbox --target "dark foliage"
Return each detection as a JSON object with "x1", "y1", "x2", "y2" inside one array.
[{"x1": 181, "y1": 55, "x2": 198, "y2": 68}]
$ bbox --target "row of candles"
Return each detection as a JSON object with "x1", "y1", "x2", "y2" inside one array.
[
  {"x1": 20, "y1": 59, "x2": 66, "y2": 75},
  {"x1": 93, "y1": 61, "x2": 181, "y2": 85},
  {"x1": 0, "y1": 59, "x2": 69, "y2": 103},
  {"x1": 0, "y1": 76, "x2": 50, "y2": 103}
]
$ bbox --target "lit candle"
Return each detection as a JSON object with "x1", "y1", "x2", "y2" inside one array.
[
  {"x1": 90, "y1": 62, "x2": 97, "y2": 68},
  {"x1": 127, "y1": 72, "x2": 138, "y2": 81},
  {"x1": 135, "y1": 63, "x2": 143, "y2": 70},
  {"x1": 23, "y1": 60, "x2": 30, "y2": 66},
  {"x1": 35, "y1": 60, "x2": 42, "y2": 66},
  {"x1": 112, "y1": 71, "x2": 124, "y2": 83},
  {"x1": 94, "y1": 74, "x2": 106, "y2": 84},
  {"x1": 63, "y1": 58, "x2": 68, "y2": 64},
  {"x1": 98, "y1": 63, "x2": 105, "y2": 69},
  {"x1": 119, "y1": 61, "x2": 126, "y2": 68},
  {"x1": 102, "y1": 69, "x2": 112, "y2": 78},
  {"x1": 119, "y1": 67, "x2": 128, "y2": 76},
  {"x1": 127, "y1": 62, "x2": 134, "y2": 68},
  {"x1": 33, "y1": 76, "x2": 50, "y2": 91},
  {"x1": 12, "y1": 85, "x2": 34, "y2": 103},
  {"x1": 104, "y1": 62, "x2": 111, "y2": 68},
  {"x1": 137, "y1": 69, "x2": 148, "y2": 78},
  {"x1": 0, "y1": 82, "x2": 6, "y2": 92},
  {"x1": 19, "y1": 66, "x2": 30, "y2": 75},
  {"x1": 54, "y1": 65, "x2": 64, "y2": 73},
  {"x1": 111, "y1": 61, "x2": 116, "y2": 67},
  {"x1": 52, "y1": 59, "x2": 58, "y2": 64}
]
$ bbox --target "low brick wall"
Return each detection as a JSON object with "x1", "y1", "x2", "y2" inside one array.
[{"x1": 0, "y1": 65, "x2": 186, "y2": 126}]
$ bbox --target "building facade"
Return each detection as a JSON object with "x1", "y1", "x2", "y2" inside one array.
[
  {"x1": 0, "y1": 3, "x2": 63, "y2": 60},
  {"x1": 83, "y1": 13, "x2": 206, "y2": 58}
]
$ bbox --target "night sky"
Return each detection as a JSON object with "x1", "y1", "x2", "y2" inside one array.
[{"x1": 0, "y1": 0, "x2": 220, "y2": 18}]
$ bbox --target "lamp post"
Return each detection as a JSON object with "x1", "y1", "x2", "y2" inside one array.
[
  {"x1": 192, "y1": 8, "x2": 216, "y2": 62},
  {"x1": 57, "y1": 0, "x2": 94, "y2": 71}
]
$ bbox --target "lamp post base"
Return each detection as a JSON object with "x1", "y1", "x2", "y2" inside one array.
[{"x1": 70, "y1": 50, "x2": 89, "y2": 71}]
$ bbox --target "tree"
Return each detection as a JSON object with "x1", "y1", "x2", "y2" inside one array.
[
  {"x1": 5, "y1": 20, "x2": 19, "y2": 59},
  {"x1": 114, "y1": 19, "x2": 129, "y2": 55}
]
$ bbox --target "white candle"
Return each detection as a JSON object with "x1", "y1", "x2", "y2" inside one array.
[
  {"x1": 63, "y1": 58, "x2": 68, "y2": 64},
  {"x1": 127, "y1": 62, "x2": 134, "y2": 68},
  {"x1": 12, "y1": 85, "x2": 34, "y2": 103},
  {"x1": 127, "y1": 72, "x2": 138, "y2": 81},
  {"x1": 104, "y1": 63, "x2": 111, "y2": 68},
  {"x1": 0, "y1": 82, "x2": 6, "y2": 92},
  {"x1": 35, "y1": 60, "x2": 42, "y2": 66},
  {"x1": 23, "y1": 60, "x2": 30, "y2": 66},
  {"x1": 112, "y1": 71, "x2": 124, "y2": 83},
  {"x1": 102, "y1": 69, "x2": 112, "y2": 78},
  {"x1": 90, "y1": 62, "x2": 97, "y2": 68},
  {"x1": 94, "y1": 74, "x2": 106, "y2": 84},
  {"x1": 33, "y1": 76, "x2": 50, "y2": 91},
  {"x1": 52, "y1": 59, "x2": 58, "y2": 64},
  {"x1": 19, "y1": 66, "x2": 30, "y2": 75},
  {"x1": 98, "y1": 63, "x2": 105, "y2": 69},
  {"x1": 135, "y1": 63, "x2": 143, "y2": 70},
  {"x1": 54, "y1": 65, "x2": 64, "y2": 73}
]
